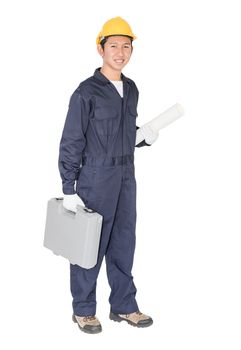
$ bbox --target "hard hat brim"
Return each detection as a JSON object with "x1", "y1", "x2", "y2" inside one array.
[{"x1": 96, "y1": 34, "x2": 137, "y2": 45}]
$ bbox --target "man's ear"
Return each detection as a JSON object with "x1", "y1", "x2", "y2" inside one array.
[{"x1": 97, "y1": 44, "x2": 104, "y2": 57}]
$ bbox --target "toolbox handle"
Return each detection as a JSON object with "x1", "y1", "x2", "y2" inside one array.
[
  {"x1": 76, "y1": 204, "x2": 95, "y2": 214},
  {"x1": 83, "y1": 207, "x2": 95, "y2": 213},
  {"x1": 55, "y1": 197, "x2": 95, "y2": 215}
]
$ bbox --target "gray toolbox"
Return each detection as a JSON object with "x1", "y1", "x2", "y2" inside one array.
[{"x1": 44, "y1": 198, "x2": 103, "y2": 269}]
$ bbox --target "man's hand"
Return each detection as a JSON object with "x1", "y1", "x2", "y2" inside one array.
[
  {"x1": 139, "y1": 124, "x2": 159, "y2": 145},
  {"x1": 63, "y1": 194, "x2": 85, "y2": 213}
]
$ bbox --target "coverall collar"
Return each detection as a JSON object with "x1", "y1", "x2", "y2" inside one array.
[{"x1": 93, "y1": 67, "x2": 130, "y2": 86}]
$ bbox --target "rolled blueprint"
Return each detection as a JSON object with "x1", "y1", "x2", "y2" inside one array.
[{"x1": 136, "y1": 103, "x2": 184, "y2": 145}]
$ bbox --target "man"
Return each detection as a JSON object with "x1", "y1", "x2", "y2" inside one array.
[{"x1": 58, "y1": 17, "x2": 159, "y2": 334}]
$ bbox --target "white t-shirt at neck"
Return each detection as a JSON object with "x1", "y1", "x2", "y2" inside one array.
[{"x1": 110, "y1": 80, "x2": 123, "y2": 98}]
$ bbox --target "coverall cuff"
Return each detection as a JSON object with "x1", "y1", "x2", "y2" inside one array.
[
  {"x1": 135, "y1": 140, "x2": 151, "y2": 147},
  {"x1": 62, "y1": 186, "x2": 76, "y2": 195}
]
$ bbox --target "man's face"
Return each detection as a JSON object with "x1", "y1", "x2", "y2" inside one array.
[{"x1": 98, "y1": 36, "x2": 133, "y2": 72}]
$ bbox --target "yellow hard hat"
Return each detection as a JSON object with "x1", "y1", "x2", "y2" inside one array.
[{"x1": 96, "y1": 16, "x2": 137, "y2": 45}]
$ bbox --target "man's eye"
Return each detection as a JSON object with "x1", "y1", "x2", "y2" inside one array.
[
  {"x1": 124, "y1": 45, "x2": 131, "y2": 49},
  {"x1": 110, "y1": 45, "x2": 117, "y2": 48}
]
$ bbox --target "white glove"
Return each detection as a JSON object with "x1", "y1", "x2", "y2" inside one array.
[
  {"x1": 139, "y1": 124, "x2": 159, "y2": 145},
  {"x1": 63, "y1": 194, "x2": 85, "y2": 213}
]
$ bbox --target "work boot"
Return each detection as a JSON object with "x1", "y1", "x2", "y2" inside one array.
[
  {"x1": 72, "y1": 314, "x2": 102, "y2": 334},
  {"x1": 109, "y1": 311, "x2": 153, "y2": 328}
]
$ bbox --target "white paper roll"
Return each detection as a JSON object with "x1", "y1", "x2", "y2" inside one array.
[{"x1": 136, "y1": 103, "x2": 184, "y2": 145}]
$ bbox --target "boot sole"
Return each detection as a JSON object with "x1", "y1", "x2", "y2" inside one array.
[
  {"x1": 72, "y1": 315, "x2": 102, "y2": 334},
  {"x1": 109, "y1": 312, "x2": 153, "y2": 328}
]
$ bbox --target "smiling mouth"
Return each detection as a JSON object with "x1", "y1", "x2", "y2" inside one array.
[{"x1": 114, "y1": 59, "x2": 125, "y2": 64}]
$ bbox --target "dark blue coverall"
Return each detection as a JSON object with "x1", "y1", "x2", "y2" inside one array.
[{"x1": 58, "y1": 68, "x2": 149, "y2": 316}]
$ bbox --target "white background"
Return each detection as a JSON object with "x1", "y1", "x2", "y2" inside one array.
[{"x1": 1, "y1": 0, "x2": 241, "y2": 349}]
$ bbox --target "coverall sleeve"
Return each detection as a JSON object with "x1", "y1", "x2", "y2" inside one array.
[{"x1": 58, "y1": 92, "x2": 89, "y2": 194}]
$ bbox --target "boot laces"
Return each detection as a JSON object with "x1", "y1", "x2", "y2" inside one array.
[
  {"x1": 83, "y1": 316, "x2": 96, "y2": 322},
  {"x1": 125, "y1": 311, "x2": 142, "y2": 318}
]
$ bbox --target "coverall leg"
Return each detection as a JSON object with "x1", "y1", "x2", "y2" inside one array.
[{"x1": 105, "y1": 164, "x2": 138, "y2": 314}]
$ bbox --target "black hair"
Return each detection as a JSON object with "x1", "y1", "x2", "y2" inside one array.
[{"x1": 100, "y1": 35, "x2": 133, "y2": 49}]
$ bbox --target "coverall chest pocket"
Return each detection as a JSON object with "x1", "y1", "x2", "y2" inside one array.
[
  {"x1": 127, "y1": 105, "x2": 138, "y2": 131},
  {"x1": 94, "y1": 105, "x2": 119, "y2": 136}
]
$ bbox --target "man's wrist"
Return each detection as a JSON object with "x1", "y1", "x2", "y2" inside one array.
[{"x1": 63, "y1": 186, "x2": 76, "y2": 195}]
